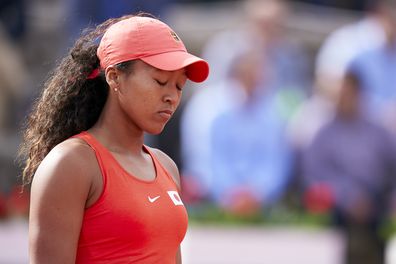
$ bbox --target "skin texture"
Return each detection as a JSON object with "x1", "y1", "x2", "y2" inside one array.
[{"x1": 29, "y1": 60, "x2": 187, "y2": 264}]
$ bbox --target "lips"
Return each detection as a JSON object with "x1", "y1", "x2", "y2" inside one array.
[{"x1": 158, "y1": 109, "x2": 173, "y2": 119}]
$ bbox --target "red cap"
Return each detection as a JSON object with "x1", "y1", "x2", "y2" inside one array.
[{"x1": 97, "y1": 16, "x2": 209, "y2": 83}]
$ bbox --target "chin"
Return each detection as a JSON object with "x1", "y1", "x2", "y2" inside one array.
[{"x1": 145, "y1": 126, "x2": 166, "y2": 135}]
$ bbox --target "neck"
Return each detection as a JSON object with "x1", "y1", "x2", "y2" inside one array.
[{"x1": 89, "y1": 96, "x2": 145, "y2": 155}]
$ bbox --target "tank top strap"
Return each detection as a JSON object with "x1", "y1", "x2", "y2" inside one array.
[
  {"x1": 143, "y1": 146, "x2": 179, "y2": 189},
  {"x1": 72, "y1": 131, "x2": 112, "y2": 157},
  {"x1": 71, "y1": 131, "x2": 108, "y2": 187}
]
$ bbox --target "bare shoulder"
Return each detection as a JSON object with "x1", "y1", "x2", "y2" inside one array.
[
  {"x1": 148, "y1": 147, "x2": 181, "y2": 190},
  {"x1": 35, "y1": 137, "x2": 96, "y2": 178},
  {"x1": 32, "y1": 137, "x2": 97, "y2": 200},
  {"x1": 29, "y1": 137, "x2": 98, "y2": 263}
]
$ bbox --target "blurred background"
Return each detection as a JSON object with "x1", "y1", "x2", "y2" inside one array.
[{"x1": 1, "y1": 0, "x2": 396, "y2": 263}]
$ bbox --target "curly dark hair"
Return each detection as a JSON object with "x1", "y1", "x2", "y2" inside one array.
[{"x1": 18, "y1": 14, "x2": 145, "y2": 186}]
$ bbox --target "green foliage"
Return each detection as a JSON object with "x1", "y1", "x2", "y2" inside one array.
[{"x1": 187, "y1": 202, "x2": 332, "y2": 228}]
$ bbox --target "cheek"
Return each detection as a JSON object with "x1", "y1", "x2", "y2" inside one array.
[
  {"x1": 122, "y1": 89, "x2": 158, "y2": 118},
  {"x1": 138, "y1": 92, "x2": 158, "y2": 110},
  {"x1": 119, "y1": 76, "x2": 162, "y2": 116},
  {"x1": 121, "y1": 79, "x2": 151, "y2": 104}
]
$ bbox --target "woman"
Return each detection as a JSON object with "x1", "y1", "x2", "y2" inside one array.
[{"x1": 19, "y1": 14, "x2": 209, "y2": 263}]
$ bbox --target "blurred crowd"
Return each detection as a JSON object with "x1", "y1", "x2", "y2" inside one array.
[
  {"x1": 1, "y1": 0, "x2": 396, "y2": 263},
  {"x1": 179, "y1": 0, "x2": 396, "y2": 263}
]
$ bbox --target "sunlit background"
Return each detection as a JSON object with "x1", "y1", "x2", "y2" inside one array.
[{"x1": 1, "y1": 0, "x2": 396, "y2": 263}]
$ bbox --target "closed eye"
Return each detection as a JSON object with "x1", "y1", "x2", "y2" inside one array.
[
  {"x1": 176, "y1": 84, "x2": 183, "y2": 91},
  {"x1": 156, "y1": 79, "x2": 167, "y2": 86},
  {"x1": 156, "y1": 79, "x2": 183, "y2": 91}
]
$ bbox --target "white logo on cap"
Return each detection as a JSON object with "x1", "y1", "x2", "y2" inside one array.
[{"x1": 170, "y1": 31, "x2": 180, "y2": 42}]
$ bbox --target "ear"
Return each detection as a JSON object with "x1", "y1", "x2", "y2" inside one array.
[{"x1": 105, "y1": 66, "x2": 119, "y2": 89}]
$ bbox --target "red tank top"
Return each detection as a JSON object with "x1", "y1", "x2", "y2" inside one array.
[{"x1": 74, "y1": 131, "x2": 188, "y2": 263}]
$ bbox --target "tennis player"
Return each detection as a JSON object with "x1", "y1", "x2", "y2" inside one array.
[{"x1": 19, "y1": 14, "x2": 209, "y2": 263}]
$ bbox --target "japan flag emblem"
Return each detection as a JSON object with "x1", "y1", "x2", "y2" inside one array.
[{"x1": 167, "y1": 191, "x2": 184, "y2": 206}]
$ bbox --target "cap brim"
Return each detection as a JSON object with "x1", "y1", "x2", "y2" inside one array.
[{"x1": 141, "y1": 51, "x2": 209, "y2": 83}]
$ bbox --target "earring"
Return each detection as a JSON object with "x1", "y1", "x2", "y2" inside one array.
[{"x1": 114, "y1": 88, "x2": 118, "y2": 92}]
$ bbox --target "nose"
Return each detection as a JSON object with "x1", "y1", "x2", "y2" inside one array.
[{"x1": 163, "y1": 85, "x2": 181, "y2": 105}]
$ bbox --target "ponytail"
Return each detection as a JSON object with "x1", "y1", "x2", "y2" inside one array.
[{"x1": 19, "y1": 14, "x2": 135, "y2": 186}]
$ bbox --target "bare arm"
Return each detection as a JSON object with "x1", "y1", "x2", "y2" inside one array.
[
  {"x1": 176, "y1": 247, "x2": 182, "y2": 264},
  {"x1": 29, "y1": 140, "x2": 95, "y2": 264}
]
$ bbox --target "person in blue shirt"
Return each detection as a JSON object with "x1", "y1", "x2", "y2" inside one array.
[
  {"x1": 347, "y1": 0, "x2": 396, "y2": 135},
  {"x1": 209, "y1": 49, "x2": 293, "y2": 215}
]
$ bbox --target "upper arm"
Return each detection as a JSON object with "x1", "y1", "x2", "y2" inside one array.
[
  {"x1": 176, "y1": 246, "x2": 182, "y2": 264},
  {"x1": 150, "y1": 148, "x2": 181, "y2": 191},
  {"x1": 29, "y1": 139, "x2": 95, "y2": 264}
]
